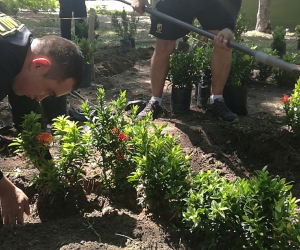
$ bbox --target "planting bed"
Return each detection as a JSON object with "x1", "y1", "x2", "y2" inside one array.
[{"x1": 0, "y1": 45, "x2": 299, "y2": 249}]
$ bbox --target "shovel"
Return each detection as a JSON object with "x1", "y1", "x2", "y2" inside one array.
[{"x1": 116, "y1": 0, "x2": 300, "y2": 76}]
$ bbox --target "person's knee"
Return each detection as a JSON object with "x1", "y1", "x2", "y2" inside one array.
[{"x1": 154, "y1": 39, "x2": 176, "y2": 56}]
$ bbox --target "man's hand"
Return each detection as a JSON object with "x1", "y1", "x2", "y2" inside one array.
[
  {"x1": 131, "y1": 0, "x2": 150, "y2": 15},
  {"x1": 213, "y1": 28, "x2": 234, "y2": 51},
  {"x1": 0, "y1": 176, "x2": 30, "y2": 226}
]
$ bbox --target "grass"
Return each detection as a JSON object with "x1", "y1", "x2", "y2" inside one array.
[{"x1": 16, "y1": 10, "x2": 300, "y2": 63}]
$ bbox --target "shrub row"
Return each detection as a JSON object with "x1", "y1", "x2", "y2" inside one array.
[{"x1": 14, "y1": 89, "x2": 300, "y2": 249}]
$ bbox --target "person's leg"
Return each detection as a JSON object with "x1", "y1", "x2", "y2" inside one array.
[
  {"x1": 137, "y1": 0, "x2": 193, "y2": 120},
  {"x1": 73, "y1": 0, "x2": 87, "y2": 39},
  {"x1": 196, "y1": 0, "x2": 241, "y2": 123},
  {"x1": 137, "y1": 39, "x2": 176, "y2": 119},
  {"x1": 59, "y1": 0, "x2": 73, "y2": 40},
  {"x1": 209, "y1": 31, "x2": 232, "y2": 96},
  {"x1": 151, "y1": 39, "x2": 176, "y2": 99},
  {"x1": 204, "y1": 30, "x2": 238, "y2": 123}
]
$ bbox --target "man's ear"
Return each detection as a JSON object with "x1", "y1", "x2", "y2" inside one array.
[{"x1": 30, "y1": 58, "x2": 51, "y2": 73}]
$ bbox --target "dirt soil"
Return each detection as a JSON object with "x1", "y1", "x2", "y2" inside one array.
[{"x1": 0, "y1": 45, "x2": 300, "y2": 250}]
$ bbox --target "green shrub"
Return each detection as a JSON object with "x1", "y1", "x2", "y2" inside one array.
[
  {"x1": 254, "y1": 48, "x2": 278, "y2": 82},
  {"x1": 182, "y1": 168, "x2": 300, "y2": 249},
  {"x1": 271, "y1": 26, "x2": 286, "y2": 52},
  {"x1": 111, "y1": 9, "x2": 139, "y2": 40},
  {"x1": 82, "y1": 89, "x2": 136, "y2": 190},
  {"x1": 0, "y1": 0, "x2": 18, "y2": 15},
  {"x1": 227, "y1": 49, "x2": 255, "y2": 86},
  {"x1": 167, "y1": 50, "x2": 202, "y2": 89},
  {"x1": 11, "y1": 113, "x2": 90, "y2": 194},
  {"x1": 233, "y1": 10, "x2": 252, "y2": 43},
  {"x1": 128, "y1": 121, "x2": 191, "y2": 212},
  {"x1": 271, "y1": 52, "x2": 298, "y2": 86}
]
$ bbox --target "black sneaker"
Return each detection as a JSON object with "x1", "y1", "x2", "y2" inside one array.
[
  {"x1": 137, "y1": 100, "x2": 162, "y2": 120},
  {"x1": 207, "y1": 97, "x2": 239, "y2": 123}
]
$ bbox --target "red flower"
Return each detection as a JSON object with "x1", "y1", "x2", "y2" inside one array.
[
  {"x1": 84, "y1": 46, "x2": 89, "y2": 52},
  {"x1": 281, "y1": 95, "x2": 290, "y2": 103},
  {"x1": 118, "y1": 132, "x2": 129, "y2": 142},
  {"x1": 36, "y1": 132, "x2": 54, "y2": 146}
]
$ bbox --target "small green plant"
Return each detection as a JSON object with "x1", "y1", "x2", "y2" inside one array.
[
  {"x1": 281, "y1": 78, "x2": 300, "y2": 135},
  {"x1": 82, "y1": 89, "x2": 135, "y2": 190},
  {"x1": 167, "y1": 50, "x2": 202, "y2": 89},
  {"x1": 254, "y1": 48, "x2": 278, "y2": 82},
  {"x1": 271, "y1": 52, "x2": 298, "y2": 86},
  {"x1": 127, "y1": 121, "x2": 191, "y2": 212},
  {"x1": 271, "y1": 26, "x2": 286, "y2": 52},
  {"x1": 1, "y1": 0, "x2": 57, "y2": 13},
  {"x1": 74, "y1": 36, "x2": 98, "y2": 64},
  {"x1": 0, "y1": 1, "x2": 18, "y2": 15},
  {"x1": 182, "y1": 168, "x2": 300, "y2": 249},
  {"x1": 74, "y1": 17, "x2": 100, "y2": 40},
  {"x1": 10, "y1": 113, "x2": 91, "y2": 194},
  {"x1": 111, "y1": 9, "x2": 139, "y2": 40},
  {"x1": 233, "y1": 10, "x2": 252, "y2": 43},
  {"x1": 227, "y1": 49, "x2": 255, "y2": 86}
]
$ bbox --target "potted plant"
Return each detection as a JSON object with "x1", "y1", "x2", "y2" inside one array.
[
  {"x1": 271, "y1": 26, "x2": 286, "y2": 58},
  {"x1": 111, "y1": 9, "x2": 139, "y2": 52},
  {"x1": 222, "y1": 49, "x2": 255, "y2": 116},
  {"x1": 295, "y1": 24, "x2": 300, "y2": 50},
  {"x1": 167, "y1": 50, "x2": 201, "y2": 114},
  {"x1": 74, "y1": 36, "x2": 97, "y2": 88}
]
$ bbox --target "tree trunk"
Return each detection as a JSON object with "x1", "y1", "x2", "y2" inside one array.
[{"x1": 255, "y1": 0, "x2": 271, "y2": 33}]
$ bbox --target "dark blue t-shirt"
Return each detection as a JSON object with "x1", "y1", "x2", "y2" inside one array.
[{"x1": 0, "y1": 12, "x2": 32, "y2": 101}]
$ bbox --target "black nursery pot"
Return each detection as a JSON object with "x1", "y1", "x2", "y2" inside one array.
[
  {"x1": 297, "y1": 40, "x2": 300, "y2": 50},
  {"x1": 120, "y1": 38, "x2": 135, "y2": 52},
  {"x1": 81, "y1": 64, "x2": 92, "y2": 88},
  {"x1": 171, "y1": 86, "x2": 192, "y2": 114},
  {"x1": 276, "y1": 44, "x2": 287, "y2": 59},
  {"x1": 223, "y1": 84, "x2": 248, "y2": 116}
]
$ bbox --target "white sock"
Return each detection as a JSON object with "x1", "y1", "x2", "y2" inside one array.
[
  {"x1": 209, "y1": 95, "x2": 223, "y2": 104},
  {"x1": 150, "y1": 96, "x2": 162, "y2": 106}
]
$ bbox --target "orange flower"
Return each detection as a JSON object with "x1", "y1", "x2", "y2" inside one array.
[
  {"x1": 36, "y1": 132, "x2": 54, "y2": 146},
  {"x1": 281, "y1": 95, "x2": 290, "y2": 103},
  {"x1": 111, "y1": 127, "x2": 119, "y2": 134},
  {"x1": 118, "y1": 132, "x2": 129, "y2": 142}
]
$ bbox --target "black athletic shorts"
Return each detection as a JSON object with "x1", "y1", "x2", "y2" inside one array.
[{"x1": 149, "y1": 0, "x2": 241, "y2": 40}]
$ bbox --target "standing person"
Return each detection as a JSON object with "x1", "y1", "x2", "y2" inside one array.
[
  {"x1": 0, "y1": 12, "x2": 84, "y2": 225},
  {"x1": 58, "y1": 0, "x2": 88, "y2": 40},
  {"x1": 131, "y1": 0, "x2": 242, "y2": 123}
]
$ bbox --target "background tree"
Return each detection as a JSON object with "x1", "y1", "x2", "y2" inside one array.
[
  {"x1": 255, "y1": 0, "x2": 271, "y2": 33},
  {"x1": 0, "y1": 0, "x2": 57, "y2": 14}
]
